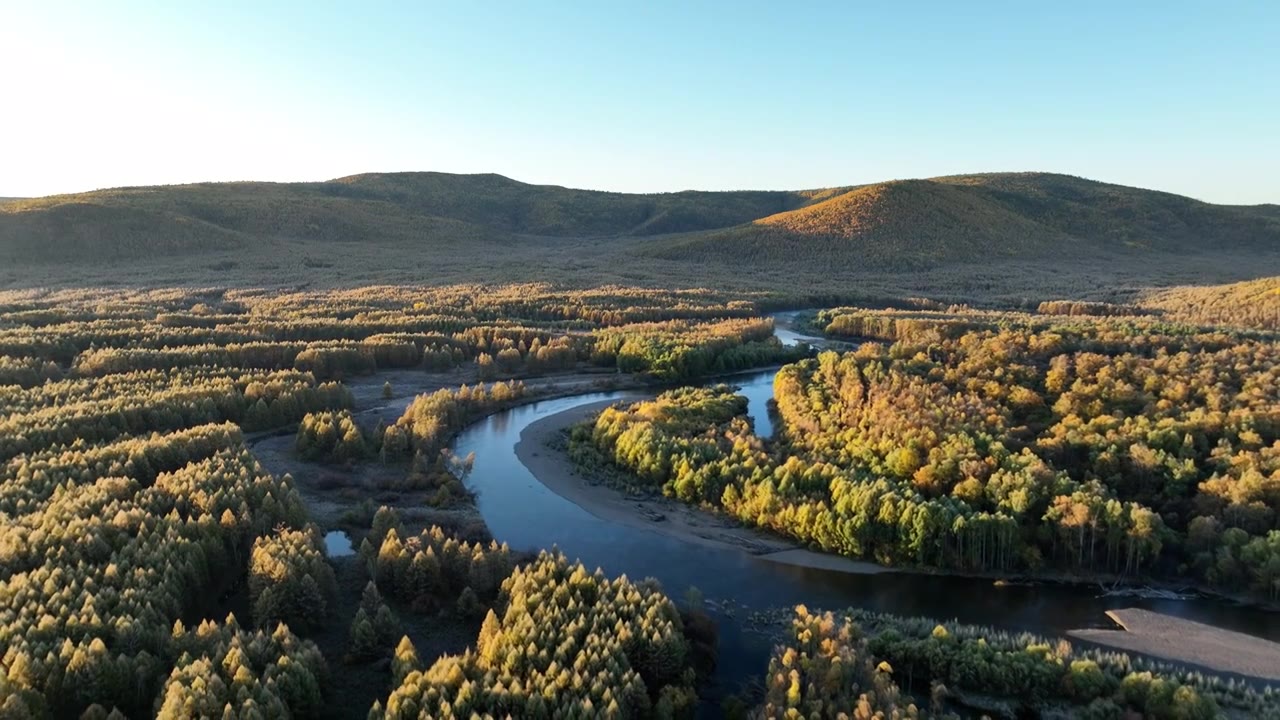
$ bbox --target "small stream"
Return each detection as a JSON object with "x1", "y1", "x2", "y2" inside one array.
[{"x1": 446, "y1": 316, "x2": 1280, "y2": 697}]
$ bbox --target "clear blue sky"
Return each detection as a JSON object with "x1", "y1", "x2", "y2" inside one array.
[{"x1": 2, "y1": 1, "x2": 1277, "y2": 203}]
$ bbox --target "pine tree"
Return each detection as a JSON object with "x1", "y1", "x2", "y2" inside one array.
[
  {"x1": 360, "y1": 581, "x2": 383, "y2": 614},
  {"x1": 370, "y1": 507, "x2": 402, "y2": 547},
  {"x1": 294, "y1": 574, "x2": 328, "y2": 628},
  {"x1": 359, "y1": 537, "x2": 377, "y2": 575},
  {"x1": 391, "y1": 637, "x2": 421, "y2": 686},
  {"x1": 456, "y1": 587, "x2": 483, "y2": 619},
  {"x1": 478, "y1": 609, "x2": 503, "y2": 667},
  {"x1": 374, "y1": 605, "x2": 400, "y2": 646},
  {"x1": 347, "y1": 609, "x2": 380, "y2": 663}
]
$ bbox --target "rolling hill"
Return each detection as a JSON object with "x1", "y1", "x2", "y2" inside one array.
[
  {"x1": 644, "y1": 173, "x2": 1280, "y2": 268},
  {"x1": 0, "y1": 174, "x2": 825, "y2": 264},
  {"x1": 1, "y1": 171, "x2": 1277, "y2": 279}
]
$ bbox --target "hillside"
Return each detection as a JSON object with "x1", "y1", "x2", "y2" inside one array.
[
  {"x1": 644, "y1": 173, "x2": 1280, "y2": 268},
  {"x1": 1, "y1": 172, "x2": 1277, "y2": 290},
  {"x1": 0, "y1": 173, "x2": 821, "y2": 265},
  {"x1": 326, "y1": 173, "x2": 822, "y2": 236}
]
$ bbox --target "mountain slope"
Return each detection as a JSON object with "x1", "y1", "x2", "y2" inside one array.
[
  {"x1": 644, "y1": 173, "x2": 1280, "y2": 269},
  {"x1": 326, "y1": 172, "x2": 822, "y2": 236},
  {"x1": 0, "y1": 173, "x2": 824, "y2": 264},
  {"x1": 1, "y1": 171, "x2": 1276, "y2": 270},
  {"x1": 935, "y1": 173, "x2": 1280, "y2": 250}
]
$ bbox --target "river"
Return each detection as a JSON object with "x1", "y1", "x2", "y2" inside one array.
[{"x1": 446, "y1": 315, "x2": 1280, "y2": 698}]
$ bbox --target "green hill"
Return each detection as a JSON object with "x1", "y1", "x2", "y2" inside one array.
[{"x1": 1, "y1": 171, "x2": 1276, "y2": 277}]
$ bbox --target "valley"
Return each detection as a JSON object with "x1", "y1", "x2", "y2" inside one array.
[
  {"x1": 7, "y1": 1, "x2": 1279, "y2": 717},
  {"x1": 1, "y1": 181, "x2": 1278, "y2": 719}
]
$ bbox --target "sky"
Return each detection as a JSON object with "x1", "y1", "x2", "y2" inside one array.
[{"x1": 1, "y1": 1, "x2": 1277, "y2": 203}]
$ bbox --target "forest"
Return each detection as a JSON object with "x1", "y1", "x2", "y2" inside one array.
[
  {"x1": 0, "y1": 285, "x2": 810, "y2": 718},
  {"x1": 573, "y1": 315, "x2": 1280, "y2": 601},
  {"x1": 1, "y1": 281, "x2": 1278, "y2": 719}
]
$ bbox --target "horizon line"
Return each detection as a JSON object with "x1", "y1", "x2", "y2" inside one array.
[{"x1": 5, "y1": 168, "x2": 1277, "y2": 207}]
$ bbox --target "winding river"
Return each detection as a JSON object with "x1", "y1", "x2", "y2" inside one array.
[{"x1": 447, "y1": 317, "x2": 1280, "y2": 694}]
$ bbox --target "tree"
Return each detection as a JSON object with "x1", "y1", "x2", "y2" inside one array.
[
  {"x1": 391, "y1": 637, "x2": 421, "y2": 686},
  {"x1": 478, "y1": 609, "x2": 502, "y2": 666},
  {"x1": 456, "y1": 587, "x2": 483, "y2": 619},
  {"x1": 347, "y1": 609, "x2": 381, "y2": 662}
]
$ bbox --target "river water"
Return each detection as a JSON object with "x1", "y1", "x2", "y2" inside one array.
[{"x1": 447, "y1": 317, "x2": 1280, "y2": 696}]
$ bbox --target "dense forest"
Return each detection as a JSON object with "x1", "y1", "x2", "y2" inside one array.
[
  {"x1": 1144, "y1": 276, "x2": 1280, "y2": 332},
  {"x1": 372, "y1": 552, "x2": 697, "y2": 719},
  {"x1": 1, "y1": 281, "x2": 1278, "y2": 718},
  {"x1": 573, "y1": 315, "x2": 1280, "y2": 602},
  {"x1": 0, "y1": 285, "x2": 799, "y2": 718}
]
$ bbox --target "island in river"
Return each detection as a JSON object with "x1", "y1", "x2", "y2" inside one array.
[{"x1": 514, "y1": 398, "x2": 891, "y2": 574}]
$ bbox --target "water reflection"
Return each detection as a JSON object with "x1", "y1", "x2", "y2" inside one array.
[
  {"x1": 735, "y1": 372, "x2": 775, "y2": 437},
  {"x1": 488, "y1": 409, "x2": 511, "y2": 435}
]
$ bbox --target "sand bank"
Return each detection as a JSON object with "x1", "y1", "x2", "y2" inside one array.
[{"x1": 1070, "y1": 608, "x2": 1280, "y2": 682}]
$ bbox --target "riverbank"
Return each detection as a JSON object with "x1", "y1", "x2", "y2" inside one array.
[
  {"x1": 1070, "y1": 609, "x2": 1280, "y2": 683},
  {"x1": 511, "y1": 399, "x2": 1280, "y2": 684},
  {"x1": 512, "y1": 399, "x2": 1241, "y2": 593},
  {"x1": 513, "y1": 400, "x2": 890, "y2": 573}
]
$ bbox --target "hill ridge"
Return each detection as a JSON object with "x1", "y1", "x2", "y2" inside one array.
[{"x1": 2, "y1": 171, "x2": 1277, "y2": 269}]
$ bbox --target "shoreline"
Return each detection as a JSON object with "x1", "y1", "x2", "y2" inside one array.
[
  {"x1": 513, "y1": 400, "x2": 891, "y2": 574},
  {"x1": 510, "y1": 399, "x2": 1278, "y2": 600},
  {"x1": 1069, "y1": 609, "x2": 1280, "y2": 683}
]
